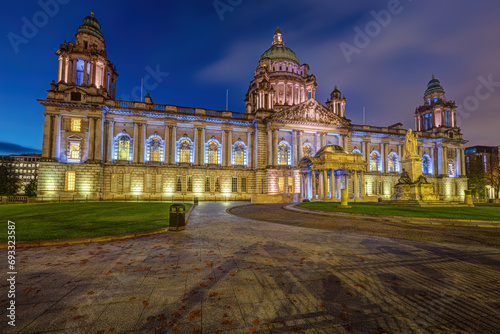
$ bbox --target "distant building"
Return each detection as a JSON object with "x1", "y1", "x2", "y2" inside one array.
[
  {"x1": 36, "y1": 13, "x2": 468, "y2": 202},
  {"x1": 0, "y1": 153, "x2": 41, "y2": 193},
  {"x1": 465, "y1": 146, "x2": 499, "y2": 199}
]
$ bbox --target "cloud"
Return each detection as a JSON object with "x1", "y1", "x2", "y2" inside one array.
[{"x1": 0, "y1": 141, "x2": 41, "y2": 155}]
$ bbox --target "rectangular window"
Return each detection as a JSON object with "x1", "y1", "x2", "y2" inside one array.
[
  {"x1": 241, "y1": 177, "x2": 247, "y2": 193},
  {"x1": 215, "y1": 177, "x2": 220, "y2": 192},
  {"x1": 71, "y1": 118, "x2": 81, "y2": 132},
  {"x1": 187, "y1": 176, "x2": 192, "y2": 192},
  {"x1": 288, "y1": 177, "x2": 294, "y2": 193},
  {"x1": 70, "y1": 142, "x2": 80, "y2": 160},
  {"x1": 205, "y1": 176, "x2": 211, "y2": 192},
  {"x1": 176, "y1": 176, "x2": 182, "y2": 192},
  {"x1": 65, "y1": 171, "x2": 75, "y2": 191},
  {"x1": 232, "y1": 177, "x2": 238, "y2": 193},
  {"x1": 278, "y1": 177, "x2": 285, "y2": 193}
]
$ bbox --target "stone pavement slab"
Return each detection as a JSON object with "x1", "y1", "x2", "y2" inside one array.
[{"x1": 1, "y1": 202, "x2": 500, "y2": 333}]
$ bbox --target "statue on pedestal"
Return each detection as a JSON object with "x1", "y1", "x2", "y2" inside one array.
[{"x1": 403, "y1": 128, "x2": 418, "y2": 159}]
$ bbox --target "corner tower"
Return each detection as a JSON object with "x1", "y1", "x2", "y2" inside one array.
[
  {"x1": 414, "y1": 76, "x2": 458, "y2": 131},
  {"x1": 54, "y1": 11, "x2": 118, "y2": 100},
  {"x1": 244, "y1": 28, "x2": 318, "y2": 113}
]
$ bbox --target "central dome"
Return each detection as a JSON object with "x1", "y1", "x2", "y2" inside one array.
[
  {"x1": 258, "y1": 28, "x2": 300, "y2": 65},
  {"x1": 425, "y1": 75, "x2": 444, "y2": 96},
  {"x1": 76, "y1": 11, "x2": 104, "y2": 41}
]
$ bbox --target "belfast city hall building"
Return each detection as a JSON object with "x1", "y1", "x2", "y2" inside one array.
[{"x1": 37, "y1": 13, "x2": 468, "y2": 202}]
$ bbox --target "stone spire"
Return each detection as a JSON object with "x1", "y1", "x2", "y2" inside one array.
[{"x1": 272, "y1": 26, "x2": 285, "y2": 47}]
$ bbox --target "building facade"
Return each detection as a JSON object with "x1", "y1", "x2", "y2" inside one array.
[
  {"x1": 37, "y1": 14, "x2": 468, "y2": 202},
  {"x1": 0, "y1": 153, "x2": 41, "y2": 194},
  {"x1": 465, "y1": 145, "x2": 499, "y2": 199}
]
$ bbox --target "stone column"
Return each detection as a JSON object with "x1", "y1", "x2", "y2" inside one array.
[
  {"x1": 455, "y1": 148, "x2": 461, "y2": 177},
  {"x1": 247, "y1": 131, "x2": 251, "y2": 167},
  {"x1": 460, "y1": 149, "x2": 466, "y2": 176},
  {"x1": 194, "y1": 127, "x2": 200, "y2": 165},
  {"x1": 163, "y1": 125, "x2": 168, "y2": 163},
  {"x1": 267, "y1": 125, "x2": 272, "y2": 166},
  {"x1": 292, "y1": 130, "x2": 296, "y2": 166},
  {"x1": 112, "y1": 77, "x2": 117, "y2": 99},
  {"x1": 311, "y1": 171, "x2": 316, "y2": 200},
  {"x1": 228, "y1": 130, "x2": 233, "y2": 166},
  {"x1": 42, "y1": 114, "x2": 52, "y2": 158},
  {"x1": 354, "y1": 170, "x2": 359, "y2": 200},
  {"x1": 361, "y1": 171, "x2": 365, "y2": 198},
  {"x1": 106, "y1": 121, "x2": 114, "y2": 162},
  {"x1": 323, "y1": 169, "x2": 328, "y2": 200},
  {"x1": 83, "y1": 60, "x2": 88, "y2": 85},
  {"x1": 92, "y1": 60, "x2": 97, "y2": 86},
  {"x1": 139, "y1": 123, "x2": 145, "y2": 163},
  {"x1": 298, "y1": 131, "x2": 303, "y2": 161},
  {"x1": 171, "y1": 126, "x2": 177, "y2": 164},
  {"x1": 72, "y1": 58, "x2": 77, "y2": 84},
  {"x1": 273, "y1": 130, "x2": 278, "y2": 166},
  {"x1": 133, "y1": 123, "x2": 139, "y2": 162},
  {"x1": 318, "y1": 171, "x2": 324, "y2": 200},
  {"x1": 94, "y1": 117, "x2": 103, "y2": 161},
  {"x1": 87, "y1": 117, "x2": 95, "y2": 161}
]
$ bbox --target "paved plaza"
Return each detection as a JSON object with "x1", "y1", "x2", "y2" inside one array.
[{"x1": 1, "y1": 202, "x2": 500, "y2": 333}]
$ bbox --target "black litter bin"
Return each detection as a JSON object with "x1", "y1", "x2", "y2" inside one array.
[
  {"x1": 169, "y1": 204, "x2": 186, "y2": 231},
  {"x1": 194, "y1": 197, "x2": 198, "y2": 205}
]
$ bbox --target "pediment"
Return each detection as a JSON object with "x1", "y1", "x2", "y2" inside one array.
[
  {"x1": 270, "y1": 99, "x2": 349, "y2": 126},
  {"x1": 67, "y1": 134, "x2": 83, "y2": 140}
]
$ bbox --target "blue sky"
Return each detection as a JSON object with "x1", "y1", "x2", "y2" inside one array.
[{"x1": 2, "y1": 0, "x2": 500, "y2": 154}]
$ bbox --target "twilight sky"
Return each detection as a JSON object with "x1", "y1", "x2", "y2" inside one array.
[{"x1": 1, "y1": 0, "x2": 500, "y2": 154}]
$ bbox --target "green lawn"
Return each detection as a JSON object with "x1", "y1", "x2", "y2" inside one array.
[
  {"x1": 0, "y1": 202, "x2": 191, "y2": 242},
  {"x1": 297, "y1": 202, "x2": 500, "y2": 221},
  {"x1": 473, "y1": 202, "x2": 500, "y2": 207}
]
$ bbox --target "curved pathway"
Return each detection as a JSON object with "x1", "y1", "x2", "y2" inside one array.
[{"x1": 0, "y1": 202, "x2": 499, "y2": 333}]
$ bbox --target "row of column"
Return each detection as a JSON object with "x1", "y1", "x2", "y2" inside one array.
[
  {"x1": 103, "y1": 122, "x2": 254, "y2": 167},
  {"x1": 267, "y1": 129, "x2": 348, "y2": 167},
  {"x1": 57, "y1": 55, "x2": 117, "y2": 99},
  {"x1": 300, "y1": 169, "x2": 364, "y2": 201},
  {"x1": 415, "y1": 110, "x2": 456, "y2": 130}
]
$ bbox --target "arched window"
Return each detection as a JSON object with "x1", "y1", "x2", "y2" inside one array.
[
  {"x1": 370, "y1": 151, "x2": 381, "y2": 172},
  {"x1": 146, "y1": 135, "x2": 163, "y2": 162},
  {"x1": 205, "y1": 138, "x2": 222, "y2": 165},
  {"x1": 388, "y1": 152, "x2": 399, "y2": 172},
  {"x1": 303, "y1": 143, "x2": 312, "y2": 158},
  {"x1": 447, "y1": 159, "x2": 455, "y2": 177},
  {"x1": 422, "y1": 154, "x2": 432, "y2": 174},
  {"x1": 278, "y1": 140, "x2": 291, "y2": 166},
  {"x1": 114, "y1": 132, "x2": 133, "y2": 161},
  {"x1": 176, "y1": 136, "x2": 194, "y2": 164},
  {"x1": 232, "y1": 141, "x2": 247, "y2": 166}
]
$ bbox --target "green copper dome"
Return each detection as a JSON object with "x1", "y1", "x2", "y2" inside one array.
[
  {"x1": 425, "y1": 75, "x2": 444, "y2": 96},
  {"x1": 315, "y1": 145, "x2": 347, "y2": 156},
  {"x1": 76, "y1": 12, "x2": 104, "y2": 41},
  {"x1": 259, "y1": 45, "x2": 299, "y2": 64},
  {"x1": 258, "y1": 27, "x2": 300, "y2": 65}
]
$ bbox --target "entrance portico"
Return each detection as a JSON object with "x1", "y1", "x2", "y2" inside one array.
[{"x1": 299, "y1": 145, "x2": 366, "y2": 201}]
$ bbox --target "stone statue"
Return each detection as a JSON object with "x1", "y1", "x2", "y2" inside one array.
[
  {"x1": 403, "y1": 128, "x2": 418, "y2": 159},
  {"x1": 396, "y1": 168, "x2": 412, "y2": 185}
]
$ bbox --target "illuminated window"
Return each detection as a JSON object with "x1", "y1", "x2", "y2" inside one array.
[
  {"x1": 71, "y1": 118, "x2": 81, "y2": 132},
  {"x1": 176, "y1": 176, "x2": 182, "y2": 192},
  {"x1": 187, "y1": 176, "x2": 192, "y2": 192},
  {"x1": 278, "y1": 141, "x2": 291, "y2": 165},
  {"x1": 206, "y1": 139, "x2": 220, "y2": 165},
  {"x1": 278, "y1": 177, "x2": 285, "y2": 193},
  {"x1": 447, "y1": 160, "x2": 455, "y2": 177},
  {"x1": 303, "y1": 144, "x2": 312, "y2": 158},
  {"x1": 215, "y1": 177, "x2": 220, "y2": 192},
  {"x1": 70, "y1": 142, "x2": 80, "y2": 160},
  {"x1": 232, "y1": 177, "x2": 238, "y2": 193},
  {"x1": 205, "y1": 176, "x2": 211, "y2": 192},
  {"x1": 370, "y1": 151, "x2": 381, "y2": 172},
  {"x1": 446, "y1": 110, "x2": 450, "y2": 126},
  {"x1": 388, "y1": 152, "x2": 398, "y2": 172},
  {"x1": 424, "y1": 114, "x2": 429, "y2": 130},
  {"x1": 65, "y1": 171, "x2": 75, "y2": 191},
  {"x1": 176, "y1": 137, "x2": 193, "y2": 164},
  {"x1": 147, "y1": 135, "x2": 163, "y2": 162},
  {"x1": 288, "y1": 177, "x2": 294, "y2": 193},
  {"x1": 422, "y1": 155, "x2": 432, "y2": 174},
  {"x1": 241, "y1": 178, "x2": 247, "y2": 193},
  {"x1": 232, "y1": 141, "x2": 247, "y2": 166},
  {"x1": 118, "y1": 135, "x2": 131, "y2": 160}
]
